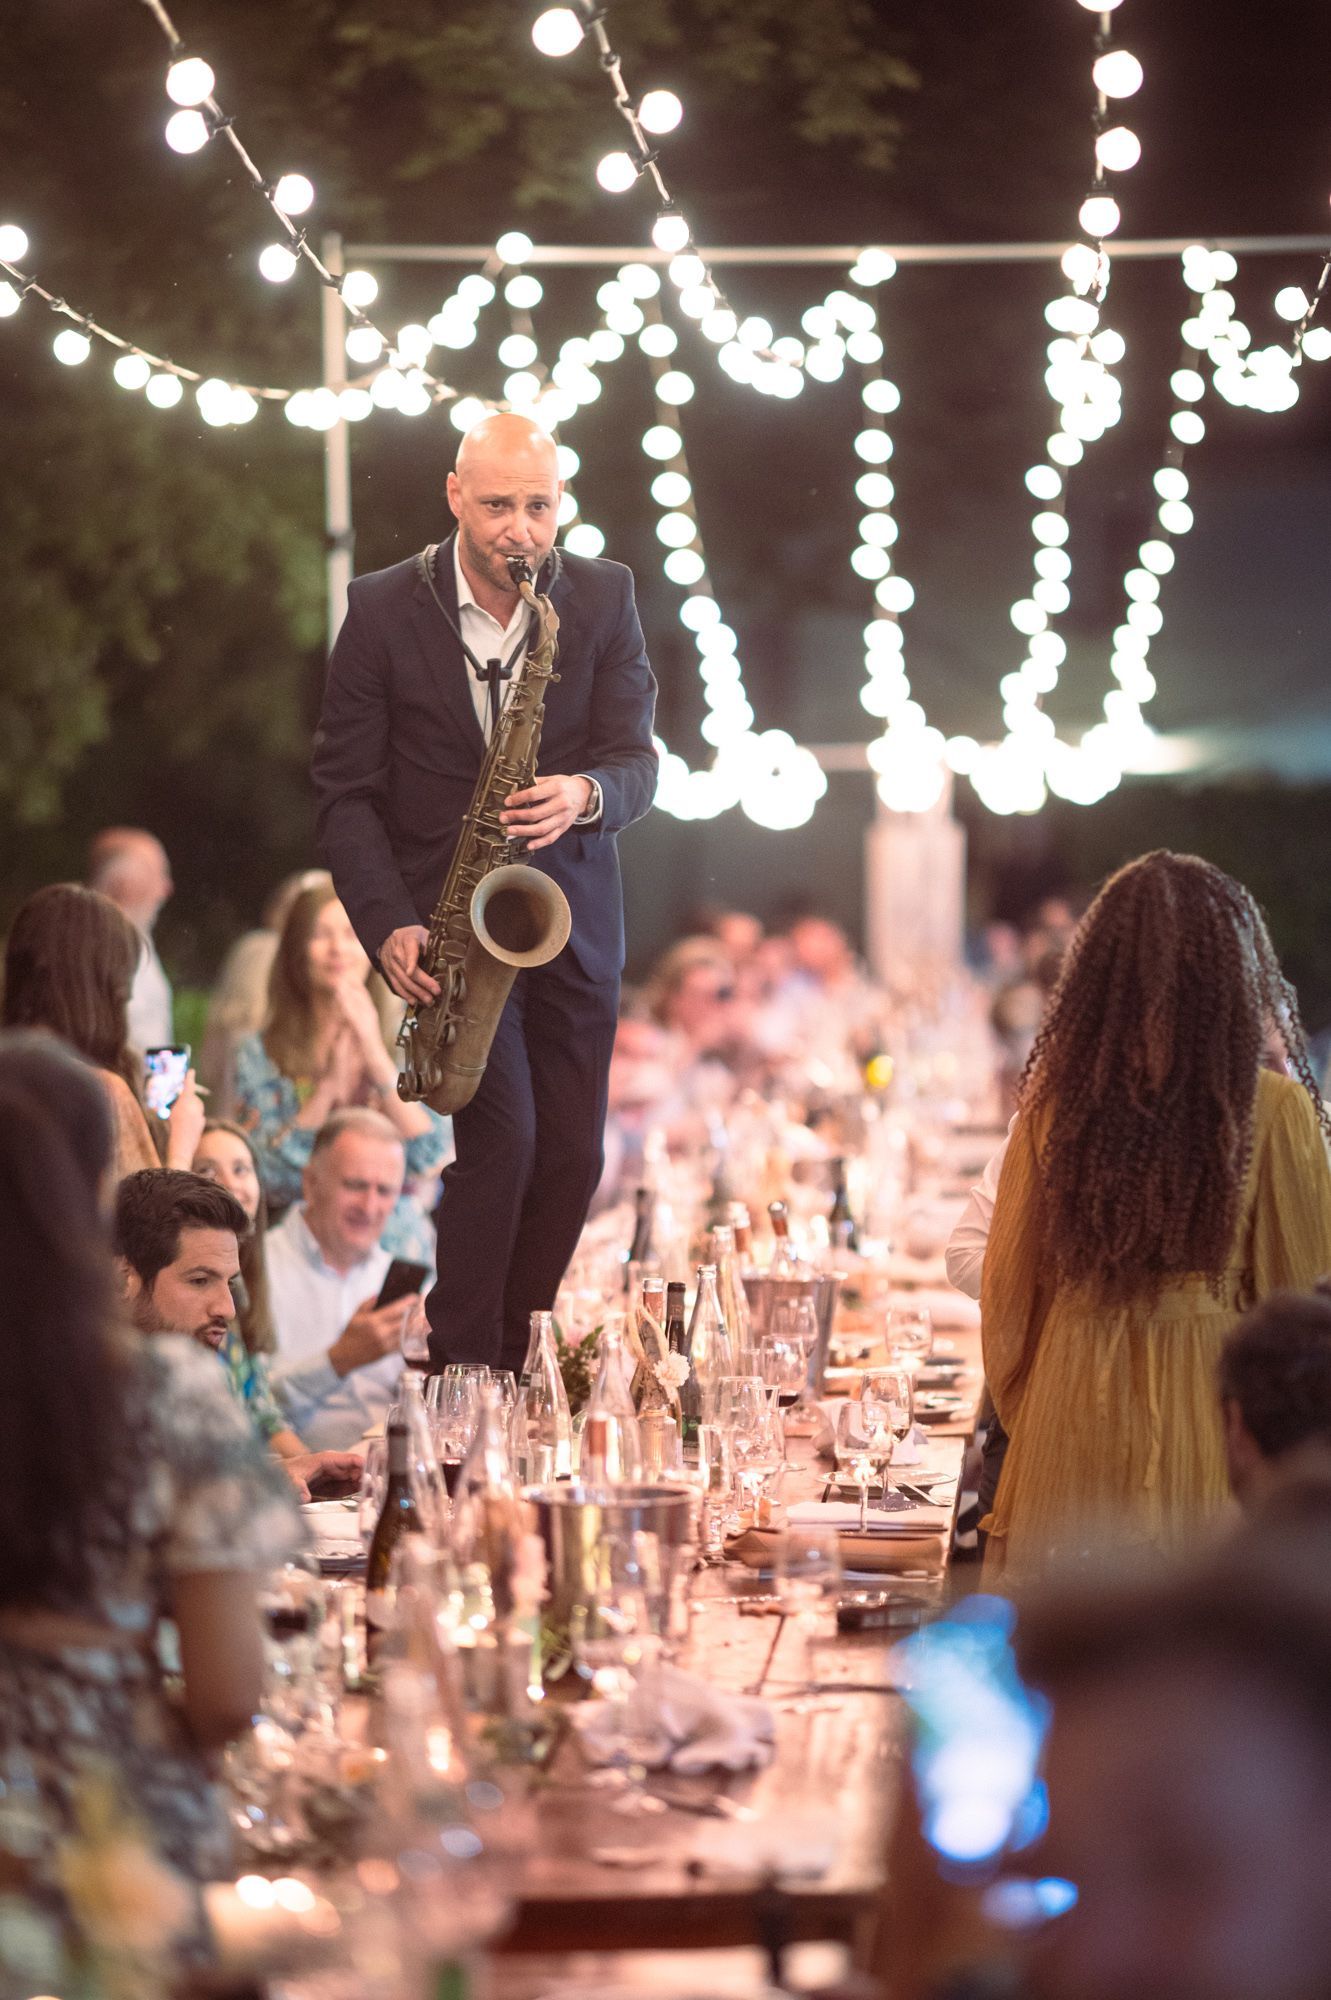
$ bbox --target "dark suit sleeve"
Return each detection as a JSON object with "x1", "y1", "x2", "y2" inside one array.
[
  {"x1": 579, "y1": 569, "x2": 659, "y2": 836},
  {"x1": 311, "y1": 587, "x2": 420, "y2": 963}
]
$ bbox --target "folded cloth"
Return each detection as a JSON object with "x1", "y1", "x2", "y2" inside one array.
[
  {"x1": 302, "y1": 1499, "x2": 362, "y2": 1558},
  {"x1": 569, "y1": 1662, "x2": 775, "y2": 1775},
  {"x1": 727, "y1": 1525, "x2": 946, "y2": 1578},
  {"x1": 785, "y1": 1498, "x2": 953, "y2": 1537}
]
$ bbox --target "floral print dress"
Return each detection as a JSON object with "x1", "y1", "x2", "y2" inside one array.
[{"x1": 0, "y1": 1336, "x2": 299, "y2": 1969}]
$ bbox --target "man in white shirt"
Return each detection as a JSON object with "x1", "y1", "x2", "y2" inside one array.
[
  {"x1": 268, "y1": 1108, "x2": 422, "y2": 1449},
  {"x1": 88, "y1": 826, "x2": 175, "y2": 1048}
]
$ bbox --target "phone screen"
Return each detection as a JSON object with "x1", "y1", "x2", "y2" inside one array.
[
  {"x1": 894, "y1": 1594, "x2": 1049, "y2": 1873},
  {"x1": 144, "y1": 1044, "x2": 191, "y2": 1121},
  {"x1": 374, "y1": 1259, "x2": 430, "y2": 1311}
]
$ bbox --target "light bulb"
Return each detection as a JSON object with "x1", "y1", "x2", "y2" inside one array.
[
  {"x1": 1139, "y1": 539, "x2": 1175, "y2": 575},
  {"x1": 861, "y1": 378, "x2": 901, "y2": 416},
  {"x1": 1033, "y1": 578, "x2": 1071, "y2": 616},
  {"x1": 1032, "y1": 511, "x2": 1070, "y2": 548},
  {"x1": 853, "y1": 429, "x2": 893, "y2": 464},
  {"x1": 431, "y1": 313, "x2": 475, "y2": 350},
  {"x1": 346, "y1": 325, "x2": 384, "y2": 364},
  {"x1": 145, "y1": 372, "x2": 184, "y2": 408},
  {"x1": 449, "y1": 395, "x2": 487, "y2": 431},
  {"x1": 564, "y1": 523, "x2": 606, "y2": 558},
  {"x1": 856, "y1": 472, "x2": 895, "y2": 508},
  {"x1": 1060, "y1": 241, "x2": 1102, "y2": 292},
  {"x1": 197, "y1": 377, "x2": 235, "y2": 426},
  {"x1": 395, "y1": 323, "x2": 433, "y2": 365},
  {"x1": 639, "y1": 323, "x2": 677, "y2": 358},
  {"x1": 1301, "y1": 325, "x2": 1331, "y2": 361},
  {"x1": 1170, "y1": 367, "x2": 1204, "y2": 401},
  {"x1": 1079, "y1": 192, "x2": 1121, "y2": 238},
  {"x1": 342, "y1": 269, "x2": 379, "y2": 310},
  {"x1": 642, "y1": 424, "x2": 682, "y2": 460},
  {"x1": 53, "y1": 328, "x2": 91, "y2": 365},
  {"x1": 668, "y1": 252, "x2": 705, "y2": 289},
  {"x1": 1025, "y1": 465, "x2": 1062, "y2": 501},
  {"x1": 1170, "y1": 409, "x2": 1205, "y2": 444},
  {"x1": 1158, "y1": 499, "x2": 1194, "y2": 535},
  {"x1": 1034, "y1": 547, "x2": 1071, "y2": 582},
  {"x1": 495, "y1": 231, "x2": 533, "y2": 266},
  {"x1": 259, "y1": 243, "x2": 297, "y2": 283},
  {"x1": 664, "y1": 548, "x2": 705, "y2": 586},
  {"x1": 1010, "y1": 599, "x2": 1048, "y2": 636},
  {"x1": 1153, "y1": 467, "x2": 1189, "y2": 501},
  {"x1": 273, "y1": 173, "x2": 315, "y2": 217},
  {"x1": 504, "y1": 370, "x2": 541, "y2": 406},
  {"x1": 165, "y1": 109, "x2": 209, "y2": 153},
  {"x1": 0, "y1": 224, "x2": 29, "y2": 263},
  {"x1": 1092, "y1": 49, "x2": 1144, "y2": 98},
  {"x1": 1123, "y1": 568, "x2": 1159, "y2": 602},
  {"x1": 587, "y1": 327, "x2": 623, "y2": 361},
  {"x1": 656, "y1": 512, "x2": 696, "y2": 549},
  {"x1": 652, "y1": 210, "x2": 690, "y2": 253},
  {"x1": 596, "y1": 151, "x2": 638, "y2": 194},
  {"x1": 738, "y1": 315, "x2": 774, "y2": 351},
  {"x1": 618, "y1": 262, "x2": 660, "y2": 298},
  {"x1": 505, "y1": 273, "x2": 543, "y2": 309},
  {"x1": 656, "y1": 369, "x2": 695, "y2": 405},
  {"x1": 498, "y1": 333, "x2": 538, "y2": 368},
  {"x1": 1275, "y1": 285, "x2": 1310, "y2": 322},
  {"x1": 0, "y1": 281, "x2": 21, "y2": 315},
  {"x1": 859, "y1": 514, "x2": 898, "y2": 548},
  {"x1": 875, "y1": 575, "x2": 915, "y2": 614},
  {"x1": 339, "y1": 388, "x2": 373, "y2": 421},
  {"x1": 652, "y1": 470, "x2": 691, "y2": 507},
  {"x1": 1045, "y1": 294, "x2": 1099, "y2": 336},
  {"x1": 1095, "y1": 125, "x2": 1141, "y2": 173},
  {"x1": 681, "y1": 595, "x2": 720, "y2": 630},
  {"x1": 639, "y1": 89, "x2": 683, "y2": 134},
  {"x1": 1090, "y1": 327, "x2": 1126, "y2": 365},
  {"x1": 165, "y1": 56, "x2": 215, "y2": 106},
  {"x1": 531, "y1": 7, "x2": 584, "y2": 56},
  {"x1": 113, "y1": 353, "x2": 151, "y2": 389}
]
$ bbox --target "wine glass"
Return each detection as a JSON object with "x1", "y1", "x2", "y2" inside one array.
[
  {"x1": 573, "y1": 1533, "x2": 671, "y2": 1813},
  {"x1": 864, "y1": 1364, "x2": 914, "y2": 1500},
  {"x1": 835, "y1": 1400, "x2": 882, "y2": 1532},
  {"x1": 357, "y1": 1438, "x2": 388, "y2": 1552},
  {"x1": 775, "y1": 1523, "x2": 842, "y2": 1680},
  {"x1": 886, "y1": 1304, "x2": 933, "y2": 1369},
  {"x1": 757, "y1": 1327, "x2": 808, "y2": 1406}
]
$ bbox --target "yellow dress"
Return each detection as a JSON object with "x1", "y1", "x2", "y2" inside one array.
[{"x1": 980, "y1": 1067, "x2": 1331, "y2": 1587}]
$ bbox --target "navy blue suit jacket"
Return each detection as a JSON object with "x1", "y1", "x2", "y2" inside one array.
[{"x1": 312, "y1": 535, "x2": 658, "y2": 986}]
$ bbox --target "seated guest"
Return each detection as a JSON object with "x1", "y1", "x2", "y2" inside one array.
[
  {"x1": 1219, "y1": 1290, "x2": 1331, "y2": 1509},
  {"x1": 0, "y1": 1031, "x2": 298, "y2": 1957},
  {"x1": 198, "y1": 867, "x2": 331, "y2": 1119},
  {"x1": 642, "y1": 935, "x2": 739, "y2": 1059},
  {"x1": 114, "y1": 1169, "x2": 361, "y2": 1500},
  {"x1": 1015, "y1": 1496, "x2": 1331, "y2": 2000},
  {"x1": 2, "y1": 882, "x2": 204, "y2": 1178},
  {"x1": 266, "y1": 1109, "x2": 421, "y2": 1450},
  {"x1": 87, "y1": 825, "x2": 175, "y2": 1049},
  {"x1": 232, "y1": 879, "x2": 447, "y2": 1256},
  {"x1": 982, "y1": 851, "x2": 1331, "y2": 1586},
  {"x1": 193, "y1": 1119, "x2": 277, "y2": 1359}
]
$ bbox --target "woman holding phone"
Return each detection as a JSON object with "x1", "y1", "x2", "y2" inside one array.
[{"x1": 1, "y1": 883, "x2": 205, "y2": 1179}]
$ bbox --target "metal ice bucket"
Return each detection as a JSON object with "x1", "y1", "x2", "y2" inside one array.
[
  {"x1": 527, "y1": 1482, "x2": 697, "y2": 1646},
  {"x1": 743, "y1": 1270, "x2": 844, "y2": 1394}
]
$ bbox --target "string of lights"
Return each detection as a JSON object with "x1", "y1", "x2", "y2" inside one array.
[
  {"x1": 527, "y1": 2, "x2": 801, "y2": 372},
  {"x1": 133, "y1": 0, "x2": 459, "y2": 412}
]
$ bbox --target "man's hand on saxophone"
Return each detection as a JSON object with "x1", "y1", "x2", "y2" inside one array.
[
  {"x1": 380, "y1": 923, "x2": 442, "y2": 1005},
  {"x1": 500, "y1": 773, "x2": 594, "y2": 852}
]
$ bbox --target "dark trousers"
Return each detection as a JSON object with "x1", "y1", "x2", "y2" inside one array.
[{"x1": 425, "y1": 956, "x2": 618, "y2": 1378}]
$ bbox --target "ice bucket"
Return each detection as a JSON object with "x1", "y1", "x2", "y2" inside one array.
[
  {"x1": 743, "y1": 1270, "x2": 844, "y2": 1393},
  {"x1": 527, "y1": 1482, "x2": 697, "y2": 1648}
]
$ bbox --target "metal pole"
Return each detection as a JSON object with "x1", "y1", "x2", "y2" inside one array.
[
  {"x1": 321, "y1": 231, "x2": 353, "y2": 645},
  {"x1": 342, "y1": 233, "x2": 1331, "y2": 268}
]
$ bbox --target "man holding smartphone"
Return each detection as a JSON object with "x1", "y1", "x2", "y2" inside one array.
[{"x1": 267, "y1": 1109, "x2": 427, "y2": 1448}]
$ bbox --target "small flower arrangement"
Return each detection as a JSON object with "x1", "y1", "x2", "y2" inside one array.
[
  {"x1": 552, "y1": 1317, "x2": 598, "y2": 1412},
  {"x1": 652, "y1": 1352, "x2": 690, "y2": 1396}
]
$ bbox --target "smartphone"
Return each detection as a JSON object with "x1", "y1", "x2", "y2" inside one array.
[
  {"x1": 374, "y1": 1258, "x2": 430, "y2": 1311},
  {"x1": 893, "y1": 1594, "x2": 1049, "y2": 1873},
  {"x1": 144, "y1": 1044, "x2": 191, "y2": 1121}
]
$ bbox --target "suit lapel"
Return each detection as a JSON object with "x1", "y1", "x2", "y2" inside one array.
[{"x1": 408, "y1": 531, "x2": 488, "y2": 760}]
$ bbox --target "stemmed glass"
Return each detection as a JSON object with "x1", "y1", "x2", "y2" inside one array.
[
  {"x1": 572, "y1": 1532, "x2": 671, "y2": 1814},
  {"x1": 886, "y1": 1304, "x2": 933, "y2": 1370},
  {"x1": 357, "y1": 1437, "x2": 388, "y2": 1552},
  {"x1": 430, "y1": 1364, "x2": 491, "y2": 1484},
  {"x1": 834, "y1": 1400, "x2": 890, "y2": 1532},
  {"x1": 730, "y1": 1394, "x2": 786, "y2": 1516},
  {"x1": 775, "y1": 1523, "x2": 843, "y2": 1683},
  {"x1": 863, "y1": 1365, "x2": 915, "y2": 1501}
]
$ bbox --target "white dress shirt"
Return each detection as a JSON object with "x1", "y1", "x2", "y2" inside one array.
[
  {"x1": 127, "y1": 932, "x2": 173, "y2": 1050},
  {"x1": 944, "y1": 1121, "x2": 1015, "y2": 1301},
  {"x1": 266, "y1": 1206, "x2": 402, "y2": 1449},
  {"x1": 452, "y1": 540, "x2": 601, "y2": 822}
]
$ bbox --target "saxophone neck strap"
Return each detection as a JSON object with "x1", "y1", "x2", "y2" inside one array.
[{"x1": 416, "y1": 539, "x2": 562, "y2": 682}]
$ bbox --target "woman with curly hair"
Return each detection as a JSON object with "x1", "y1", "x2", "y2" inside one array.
[{"x1": 980, "y1": 850, "x2": 1331, "y2": 1585}]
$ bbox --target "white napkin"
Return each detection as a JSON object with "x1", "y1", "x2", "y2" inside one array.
[
  {"x1": 302, "y1": 1500, "x2": 361, "y2": 1557},
  {"x1": 785, "y1": 1498, "x2": 952, "y2": 1537},
  {"x1": 570, "y1": 1662, "x2": 774, "y2": 1775}
]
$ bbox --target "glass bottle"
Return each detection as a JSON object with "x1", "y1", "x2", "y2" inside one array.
[
  {"x1": 633, "y1": 1276, "x2": 683, "y2": 1479},
  {"x1": 390, "y1": 1369, "x2": 450, "y2": 1540},
  {"x1": 728, "y1": 1201, "x2": 755, "y2": 1270},
  {"x1": 450, "y1": 1385, "x2": 517, "y2": 1566},
  {"x1": 680, "y1": 1264, "x2": 735, "y2": 1445},
  {"x1": 630, "y1": 1275, "x2": 668, "y2": 1410},
  {"x1": 828, "y1": 1157, "x2": 859, "y2": 1253},
  {"x1": 510, "y1": 1309, "x2": 572, "y2": 1483},
  {"x1": 580, "y1": 1317, "x2": 643, "y2": 1482},
  {"x1": 625, "y1": 1184, "x2": 656, "y2": 1286},
  {"x1": 767, "y1": 1198, "x2": 806, "y2": 1278},
  {"x1": 366, "y1": 1419, "x2": 426, "y2": 1661},
  {"x1": 709, "y1": 1222, "x2": 755, "y2": 1372}
]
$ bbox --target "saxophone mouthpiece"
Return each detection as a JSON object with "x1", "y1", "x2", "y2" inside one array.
[{"x1": 505, "y1": 554, "x2": 534, "y2": 587}]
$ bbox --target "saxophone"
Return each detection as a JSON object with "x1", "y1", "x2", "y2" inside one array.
[{"x1": 397, "y1": 555, "x2": 572, "y2": 1115}]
